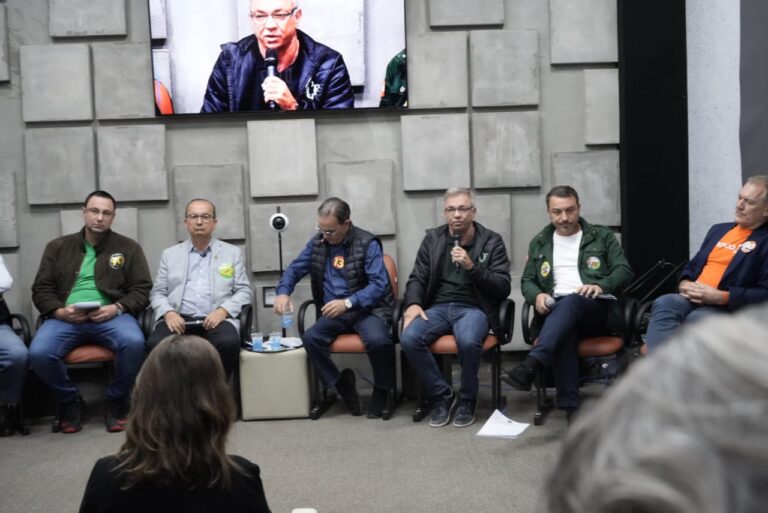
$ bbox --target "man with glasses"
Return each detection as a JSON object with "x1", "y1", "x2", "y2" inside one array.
[
  {"x1": 146, "y1": 199, "x2": 252, "y2": 379},
  {"x1": 30, "y1": 191, "x2": 152, "y2": 434},
  {"x1": 400, "y1": 187, "x2": 511, "y2": 428},
  {"x1": 201, "y1": 0, "x2": 354, "y2": 112},
  {"x1": 503, "y1": 185, "x2": 633, "y2": 422},
  {"x1": 273, "y1": 197, "x2": 395, "y2": 419}
]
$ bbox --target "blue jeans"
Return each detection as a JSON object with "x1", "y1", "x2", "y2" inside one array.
[
  {"x1": 645, "y1": 293, "x2": 725, "y2": 352},
  {"x1": 529, "y1": 294, "x2": 609, "y2": 409},
  {"x1": 400, "y1": 303, "x2": 489, "y2": 401},
  {"x1": 302, "y1": 311, "x2": 394, "y2": 390},
  {"x1": 29, "y1": 315, "x2": 145, "y2": 403},
  {"x1": 0, "y1": 324, "x2": 28, "y2": 404}
]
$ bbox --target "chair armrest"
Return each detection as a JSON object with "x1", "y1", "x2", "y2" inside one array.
[
  {"x1": 138, "y1": 307, "x2": 155, "y2": 339},
  {"x1": 297, "y1": 299, "x2": 318, "y2": 336},
  {"x1": 238, "y1": 304, "x2": 253, "y2": 345},
  {"x1": 391, "y1": 298, "x2": 404, "y2": 344},
  {"x1": 9, "y1": 313, "x2": 32, "y2": 345},
  {"x1": 632, "y1": 300, "x2": 654, "y2": 348},
  {"x1": 521, "y1": 301, "x2": 534, "y2": 346},
  {"x1": 496, "y1": 298, "x2": 515, "y2": 345},
  {"x1": 622, "y1": 297, "x2": 639, "y2": 347}
]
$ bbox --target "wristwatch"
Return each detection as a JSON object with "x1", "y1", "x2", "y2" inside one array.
[
  {"x1": 115, "y1": 303, "x2": 124, "y2": 316},
  {"x1": 344, "y1": 298, "x2": 353, "y2": 310}
]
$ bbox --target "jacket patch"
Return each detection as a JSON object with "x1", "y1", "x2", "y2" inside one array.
[
  {"x1": 741, "y1": 240, "x2": 757, "y2": 253},
  {"x1": 540, "y1": 261, "x2": 551, "y2": 278},
  {"x1": 586, "y1": 256, "x2": 602, "y2": 270},
  {"x1": 218, "y1": 263, "x2": 234, "y2": 279},
  {"x1": 109, "y1": 253, "x2": 125, "y2": 269},
  {"x1": 478, "y1": 252, "x2": 489, "y2": 263},
  {"x1": 333, "y1": 256, "x2": 345, "y2": 269},
  {"x1": 305, "y1": 79, "x2": 322, "y2": 100}
]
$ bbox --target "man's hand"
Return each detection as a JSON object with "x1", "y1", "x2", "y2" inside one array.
[
  {"x1": 575, "y1": 284, "x2": 603, "y2": 299},
  {"x1": 534, "y1": 293, "x2": 553, "y2": 315},
  {"x1": 261, "y1": 76, "x2": 298, "y2": 110},
  {"x1": 403, "y1": 304, "x2": 429, "y2": 329},
  {"x1": 450, "y1": 246, "x2": 474, "y2": 270},
  {"x1": 54, "y1": 306, "x2": 90, "y2": 324},
  {"x1": 203, "y1": 307, "x2": 228, "y2": 330},
  {"x1": 321, "y1": 299, "x2": 348, "y2": 319},
  {"x1": 679, "y1": 281, "x2": 727, "y2": 305},
  {"x1": 164, "y1": 311, "x2": 186, "y2": 334},
  {"x1": 88, "y1": 304, "x2": 121, "y2": 323},
  {"x1": 678, "y1": 279, "x2": 696, "y2": 296},
  {"x1": 274, "y1": 294, "x2": 293, "y2": 315}
]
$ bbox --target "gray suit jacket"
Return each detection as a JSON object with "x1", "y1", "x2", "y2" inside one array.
[{"x1": 150, "y1": 238, "x2": 252, "y2": 331}]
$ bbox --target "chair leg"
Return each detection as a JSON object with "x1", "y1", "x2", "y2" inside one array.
[
  {"x1": 534, "y1": 372, "x2": 554, "y2": 426},
  {"x1": 412, "y1": 385, "x2": 431, "y2": 422}
]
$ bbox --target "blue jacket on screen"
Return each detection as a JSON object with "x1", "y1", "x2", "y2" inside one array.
[
  {"x1": 681, "y1": 221, "x2": 768, "y2": 309},
  {"x1": 201, "y1": 30, "x2": 354, "y2": 112}
]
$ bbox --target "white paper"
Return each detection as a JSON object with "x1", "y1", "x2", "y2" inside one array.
[
  {"x1": 476, "y1": 409, "x2": 529, "y2": 438},
  {"x1": 280, "y1": 337, "x2": 303, "y2": 349}
]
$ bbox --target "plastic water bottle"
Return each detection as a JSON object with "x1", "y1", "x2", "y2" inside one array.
[{"x1": 282, "y1": 304, "x2": 293, "y2": 329}]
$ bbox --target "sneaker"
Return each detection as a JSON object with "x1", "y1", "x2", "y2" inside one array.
[
  {"x1": 59, "y1": 396, "x2": 84, "y2": 434},
  {"x1": 429, "y1": 392, "x2": 457, "y2": 428},
  {"x1": 366, "y1": 387, "x2": 389, "y2": 419},
  {"x1": 502, "y1": 364, "x2": 536, "y2": 392},
  {"x1": 452, "y1": 398, "x2": 477, "y2": 428},
  {"x1": 336, "y1": 368, "x2": 362, "y2": 416},
  {"x1": 105, "y1": 398, "x2": 128, "y2": 433}
]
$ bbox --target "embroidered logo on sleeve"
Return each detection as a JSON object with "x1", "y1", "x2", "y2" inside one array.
[
  {"x1": 586, "y1": 256, "x2": 602, "y2": 270},
  {"x1": 109, "y1": 253, "x2": 125, "y2": 269},
  {"x1": 218, "y1": 263, "x2": 234, "y2": 279}
]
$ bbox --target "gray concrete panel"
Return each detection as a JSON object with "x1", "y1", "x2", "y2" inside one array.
[
  {"x1": 402, "y1": 113, "x2": 470, "y2": 191},
  {"x1": 1, "y1": 253, "x2": 20, "y2": 312},
  {"x1": 472, "y1": 111, "x2": 542, "y2": 188},
  {"x1": 49, "y1": 0, "x2": 126, "y2": 37},
  {"x1": 550, "y1": 0, "x2": 617, "y2": 64},
  {"x1": 173, "y1": 165, "x2": 246, "y2": 241},
  {"x1": 407, "y1": 33, "x2": 468, "y2": 108},
  {"x1": 325, "y1": 160, "x2": 396, "y2": 236},
  {"x1": 20, "y1": 44, "x2": 93, "y2": 122},
  {"x1": 471, "y1": 30, "x2": 539, "y2": 107},
  {"x1": 1, "y1": 6, "x2": 9, "y2": 82},
  {"x1": 249, "y1": 202, "x2": 319, "y2": 273},
  {"x1": 433, "y1": 193, "x2": 511, "y2": 260},
  {"x1": 97, "y1": 125, "x2": 168, "y2": 202},
  {"x1": 585, "y1": 68, "x2": 619, "y2": 145},
  {"x1": 0, "y1": 172, "x2": 18, "y2": 247},
  {"x1": 25, "y1": 127, "x2": 96, "y2": 205},
  {"x1": 428, "y1": 0, "x2": 504, "y2": 27},
  {"x1": 553, "y1": 150, "x2": 620, "y2": 226},
  {"x1": 247, "y1": 120, "x2": 318, "y2": 198},
  {"x1": 59, "y1": 207, "x2": 138, "y2": 241},
  {"x1": 93, "y1": 43, "x2": 155, "y2": 120},
  {"x1": 167, "y1": 124, "x2": 248, "y2": 167}
]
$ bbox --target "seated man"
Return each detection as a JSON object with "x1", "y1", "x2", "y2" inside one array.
[
  {"x1": 147, "y1": 199, "x2": 252, "y2": 378},
  {"x1": 30, "y1": 191, "x2": 152, "y2": 434},
  {"x1": 645, "y1": 175, "x2": 768, "y2": 352},
  {"x1": 503, "y1": 185, "x2": 633, "y2": 419},
  {"x1": 273, "y1": 198, "x2": 395, "y2": 419},
  {"x1": 1, "y1": 255, "x2": 28, "y2": 436},
  {"x1": 400, "y1": 187, "x2": 511, "y2": 428}
]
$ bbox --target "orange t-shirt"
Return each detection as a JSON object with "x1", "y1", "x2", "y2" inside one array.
[{"x1": 696, "y1": 225, "x2": 753, "y2": 290}]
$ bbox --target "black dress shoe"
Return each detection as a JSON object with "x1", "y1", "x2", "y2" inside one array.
[
  {"x1": 366, "y1": 387, "x2": 389, "y2": 419},
  {"x1": 501, "y1": 364, "x2": 536, "y2": 391},
  {"x1": 336, "y1": 369, "x2": 362, "y2": 416},
  {"x1": 0, "y1": 405, "x2": 12, "y2": 437}
]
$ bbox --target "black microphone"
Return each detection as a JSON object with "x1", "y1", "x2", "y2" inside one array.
[
  {"x1": 452, "y1": 232, "x2": 461, "y2": 271},
  {"x1": 265, "y1": 49, "x2": 278, "y2": 110}
]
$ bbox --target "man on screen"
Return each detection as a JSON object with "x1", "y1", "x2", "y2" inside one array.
[{"x1": 201, "y1": 0, "x2": 355, "y2": 112}]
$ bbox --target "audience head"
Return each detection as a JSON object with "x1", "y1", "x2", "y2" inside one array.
[
  {"x1": 736, "y1": 175, "x2": 768, "y2": 229},
  {"x1": 117, "y1": 334, "x2": 239, "y2": 489},
  {"x1": 541, "y1": 304, "x2": 768, "y2": 513}
]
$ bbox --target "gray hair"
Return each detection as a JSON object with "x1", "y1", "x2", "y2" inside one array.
[
  {"x1": 443, "y1": 187, "x2": 475, "y2": 204},
  {"x1": 541, "y1": 303, "x2": 768, "y2": 513},
  {"x1": 317, "y1": 197, "x2": 350, "y2": 224},
  {"x1": 746, "y1": 175, "x2": 768, "y2": 203}
]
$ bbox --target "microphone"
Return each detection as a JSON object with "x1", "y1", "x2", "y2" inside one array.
[
  {"x1": 452, "y1": 232, "x2": 461, "y2": 271},
  {"x1": 265, "y1": 49, "x2": 278, "y2": 110},
  {"x1": 544, "y1": 297, "x2": 556, "y2": 308}
]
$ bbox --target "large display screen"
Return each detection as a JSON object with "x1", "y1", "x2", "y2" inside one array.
[{"x1": 148, "y1": 0, "x2": 408, "y2": 115}]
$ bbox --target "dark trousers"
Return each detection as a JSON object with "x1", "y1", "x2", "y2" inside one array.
[
  {"x1": 528, "y1": 294, "x2": 609, "y2": 409},
  {"x1": 146, "y1": 316, "x2": 240, "y2": 378},
  {"x1": 301, "y1": 312, "x2": 394, "y2": 390}
]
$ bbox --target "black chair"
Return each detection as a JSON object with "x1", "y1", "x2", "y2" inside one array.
[
  {"x1": 405, "y1": 298, "x2": 516, "y2": 422},
  {"x1": 297, "y1": 254, "x2": 401, "y2": 420}
]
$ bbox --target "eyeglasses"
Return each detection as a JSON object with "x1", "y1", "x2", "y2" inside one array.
[
  {"x1": 444, "y1": 206, "x2": 474, "y2": 215},
  {"x1": 85, "y1": 207, "x2": 115, "y2": 218},
  {"x1": 186, "y1": 214, "x2": 215, "y2": 222},
  {"x1": 316, "y1": 225, "x2": 340, "y2": 236},
  {"x1": 250, "y1": 7, "x2": 297, "y2": 25}
]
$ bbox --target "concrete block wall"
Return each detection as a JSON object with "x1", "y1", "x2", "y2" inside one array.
[{"x1": 0, "y1": 0, "x2": 621, "y2": 348}]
